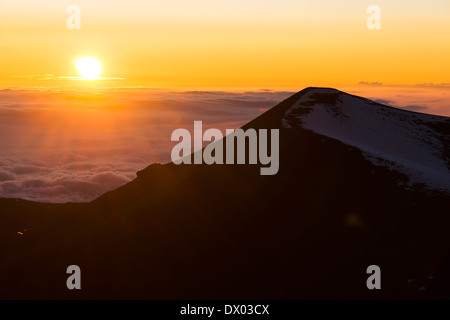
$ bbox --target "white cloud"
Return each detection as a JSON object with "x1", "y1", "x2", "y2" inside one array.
[{"x1": 0, "y1": 88, "x2": 293, "y2": 202}]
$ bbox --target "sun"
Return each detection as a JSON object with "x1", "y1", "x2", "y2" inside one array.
[{"x1": 75, "y1": 56, "x2": 103, "y2": 80}]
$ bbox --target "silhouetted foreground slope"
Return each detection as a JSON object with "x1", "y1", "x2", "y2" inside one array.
[{"x1": 1, "y1": 87, "x2": 450, "y2": 299}]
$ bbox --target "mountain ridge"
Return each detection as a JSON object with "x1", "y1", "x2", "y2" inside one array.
[
  {"x1": 133, "y1": 86, "x2": 450, "y2": 195},
  {"x1": 1, "y1": 87, "x2": 450, "y2": 299}
]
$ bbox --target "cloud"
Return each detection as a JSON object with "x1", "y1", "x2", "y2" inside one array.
[
  {"x1": 58, "y1": 76, "x2": 126, "y2": 80},
  {"x1": 0, "y1": 88, "x2": 293, "y2": 202},
  {"x1": 12, "y1": 74, "x2": 55, "y2": 81},
  {"x1": 414, "y1": 83, "x2": 450, "y2": 88},
  {"x1": 359, "y1": 81, "x2": 383, "y2": 86},
  {"x1": 373, "y1": 99, "x2": 393, "y2": 105},
  {"x1": 401, "y1": 105, "x2": 428, "y2": 112},
  {"x1": 0, "y1": 171, "x2": 15, "y2": 182},
  {"x1": 347, "y1": 85, "x2": 450, "y2": 118},
  {"x1": 215, "y1": 98, "x2": 279, "y2": 108},
  {"x1": 90, "y1": 171, "x2": 129, "y2": 186},
  {"x1": 0, "y1": 165, "x2": 136, "y2": 203},
  {"x1": 12, "y1": 165, "x2": 52, "y2": 175}
]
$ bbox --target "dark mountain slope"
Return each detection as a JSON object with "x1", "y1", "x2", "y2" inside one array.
[{"x1": 1, "y1": 87, "x2": 450, "y2": 299}]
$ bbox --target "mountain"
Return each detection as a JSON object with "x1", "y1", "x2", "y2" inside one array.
[{"x1": 1, "y1": 87, "x2": 450, "y2": 299}]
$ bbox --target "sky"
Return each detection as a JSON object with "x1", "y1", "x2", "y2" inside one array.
[
  {"x1": 0, "y1": 1, "x2": 449, "y2": 202},
  {"x1": 1, "y1": 0, "x2": 449, "y2": 89}
]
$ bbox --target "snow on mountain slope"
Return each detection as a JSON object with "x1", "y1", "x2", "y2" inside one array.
[{"x1": 282, "y1": 88, "x2": 450, "y2": 192}]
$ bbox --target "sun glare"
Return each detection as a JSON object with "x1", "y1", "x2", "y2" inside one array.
[{"x1": 75, "y1": 56, "x2": 103, "y2": 80}]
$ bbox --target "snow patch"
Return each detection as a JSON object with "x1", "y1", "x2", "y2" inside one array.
[{"x1": 283, "y1": 88, "x2": 450, "y2": 192}]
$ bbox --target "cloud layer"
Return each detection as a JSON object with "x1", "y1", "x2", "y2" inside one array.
[
  {"x1": 0, "y1": 88, "x2": 293, "y2": 202},
  {"x1": 1, "y1": 86, "x2": 449, "y2": 203}
]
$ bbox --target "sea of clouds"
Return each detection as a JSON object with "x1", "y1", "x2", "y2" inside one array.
[
  {"x1": 0, "y1": 88, "x2": 293, "y2": 202},
  {"x1": 1, "y1": 86, "x2": 449, "y2": 203}
]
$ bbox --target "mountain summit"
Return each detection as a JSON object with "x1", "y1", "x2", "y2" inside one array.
[
  {"x1": 242, "y1": 87, "x2": 450, "y2": 192},
  {"x1": 281, "y1": 88, "x2": 450, "y2": 192},
  {"x1": 1, "y1": 87, "x2": 450, "y2": 299}
]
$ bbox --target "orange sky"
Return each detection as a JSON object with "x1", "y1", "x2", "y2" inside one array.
[
  {"x1": 0, "y1": 1, "x2": 450, "y2": 202},
  {"x1": 1, "y1": 0, "x2": 449, "y2": 90}
]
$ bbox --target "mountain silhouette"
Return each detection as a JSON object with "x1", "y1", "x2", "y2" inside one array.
[{"x1": 1, "y1": 87, "x2": 450, "y2": 299}]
